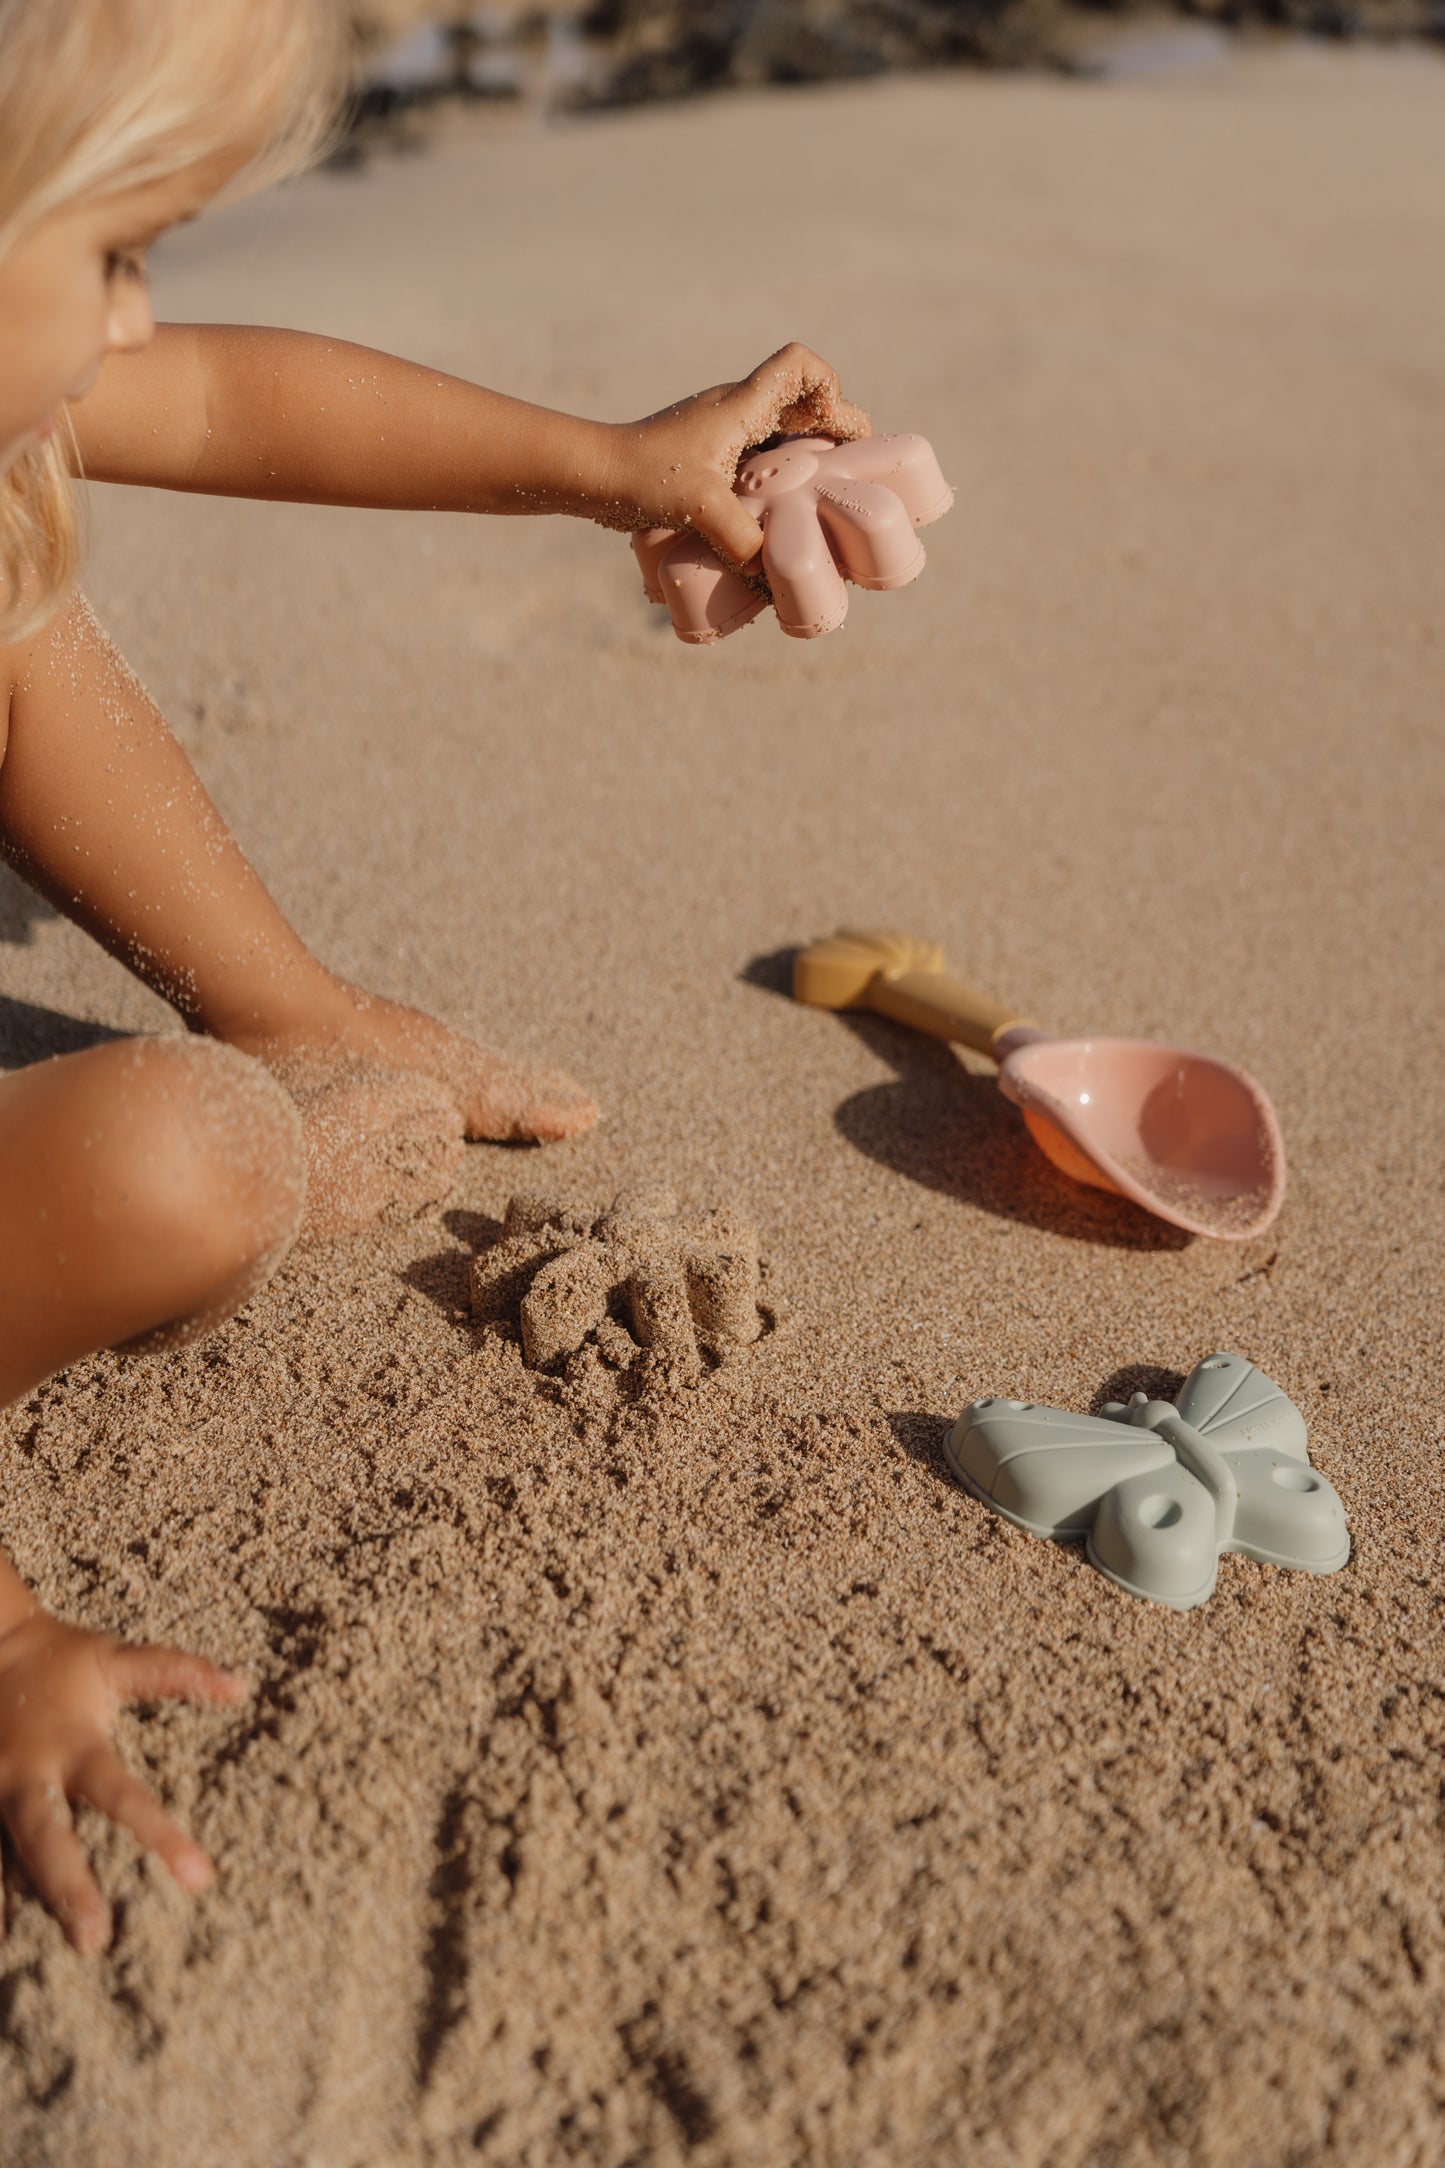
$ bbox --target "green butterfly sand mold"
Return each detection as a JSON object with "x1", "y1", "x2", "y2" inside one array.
[{"x1": 945, "y1": 1352, "x2": 1348, "y2": 1610}]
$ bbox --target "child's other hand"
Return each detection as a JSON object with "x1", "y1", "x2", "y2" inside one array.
[
  {"x1": 223, "y1": 977, "x2": 599, "y2": 1244},
  {"x1": 0, "y1": 1610, "x2": 246, "y2": 1953},
  {"x1": 604, "y1": 341, "x2": 872, "y2": 570}
]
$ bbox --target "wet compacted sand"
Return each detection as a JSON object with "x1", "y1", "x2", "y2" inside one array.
[{"x1": 2, "y1": 48, "x2": 1444, "y2": 2166}]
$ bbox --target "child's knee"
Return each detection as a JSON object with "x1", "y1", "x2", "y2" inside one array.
[{"x1": 102, "y1": 1036, "x2": 305, "y2": 1286}]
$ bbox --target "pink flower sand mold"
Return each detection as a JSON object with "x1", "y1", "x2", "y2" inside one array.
[{"x1": 632, "y1": 432, "x2": 954, "y2": 644}]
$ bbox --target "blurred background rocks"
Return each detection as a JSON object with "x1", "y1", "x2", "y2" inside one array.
[{"x1": 343, "y1": 0, "x2": 1440, "y2": 137}]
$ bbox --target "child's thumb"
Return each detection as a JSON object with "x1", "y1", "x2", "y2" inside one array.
[{"x1": 699, "y1": 494, "x2": 766, "y2": 572}]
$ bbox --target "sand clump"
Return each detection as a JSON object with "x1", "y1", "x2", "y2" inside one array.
[{"x1": 470, "y1": 1186, "x2": 787, "y2": 1400}]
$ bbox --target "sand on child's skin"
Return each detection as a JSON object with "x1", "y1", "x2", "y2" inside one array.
[{"x1": 2, "y1": 49, "x2": 1444, "y2": 2165}]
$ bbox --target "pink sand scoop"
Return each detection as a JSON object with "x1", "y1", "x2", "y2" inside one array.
[
  {"x1": 794, "y1": 931, "x2": 1287, "y2": 1241},
  {"x1": 633, "y1": 432, "x2": 953, "y2": 644}
]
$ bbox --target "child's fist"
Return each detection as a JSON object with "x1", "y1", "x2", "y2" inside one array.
[{"x1": 603, "y1": 342, "x2": 872, "y2": 569}]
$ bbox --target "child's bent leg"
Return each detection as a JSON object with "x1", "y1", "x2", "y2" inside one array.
[
  {"x1": 0, "y1": 1043, "x2": 272, "y2": 1948},
  {"x1": 0, "y1": 596, "x2": 596, "y2": 1229},
  {"x1": 0, "y1": 1036, "x2": 305, "y2": 1405}
]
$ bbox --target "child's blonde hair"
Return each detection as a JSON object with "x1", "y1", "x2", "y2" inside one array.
[{"x1": 0, "y1": 0, "x2": 346, "y2": 642}]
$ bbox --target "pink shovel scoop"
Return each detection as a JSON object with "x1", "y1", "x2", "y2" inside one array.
[
  {"x1": 793, "y1": 931, "x2": 1286, "y2": 1240},
  {"x1": 633, "y1": 432, "x2": 953, "y2": 644}
]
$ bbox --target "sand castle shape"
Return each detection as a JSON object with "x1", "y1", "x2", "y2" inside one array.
[
  {"x1": 470, "y1": 1187, "x2": 781, "y2": 1389},
  {"x1": 945, "y1": 1353, "x2": 1349, "y2": 1610}
]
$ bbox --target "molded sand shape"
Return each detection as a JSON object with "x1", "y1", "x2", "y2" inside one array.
[
  {"x1": 632, "y1": 433, "x2": 953, "y2": 644},
  {"x1": 470, "y1": 1186, "x2": 782, "y2": 1390},
  {"x1": 946, "y1": 1352, "x2": 1348, "y2": 1610}
]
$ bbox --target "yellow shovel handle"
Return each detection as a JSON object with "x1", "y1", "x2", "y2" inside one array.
[
  {"x1": 865, "y1": 969, "x2": 1034, "y2": 1058},
  {"x1": 792, "y1": 931, "x2": 1036, "y2": 1058}
]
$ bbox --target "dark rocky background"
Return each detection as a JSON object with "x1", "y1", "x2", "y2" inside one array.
[
  {"x1": 341, "y1": 0, "x2": 1440, "y2": 139},
  {"x1": 572, "y1": 0, "x2": 1433, "y2": 99}
]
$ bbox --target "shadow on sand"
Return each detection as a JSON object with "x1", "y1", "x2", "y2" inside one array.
[
  {"x1": 0, "y1": 996, "x2": 124, "y2": 1072},
  {"x1": 741, "y1": 948, "x2": 1190, "y2": 1252},
  {"x1": 400, "y1": 1207, "x2": 506, "y2": 1320},
  {"x1": 0, "y1": 866, "x2": 124, "y2": 1069},
  {"x1": 0, "y1": 862, "x2": 56, "y2": 950}
]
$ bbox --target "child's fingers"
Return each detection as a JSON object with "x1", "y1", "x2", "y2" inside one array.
[
  {"x1": 734, "y1": 343, "x2": 873, "y2": 447},
  {"x1": 807, "y1": 391, "x2": 873, "y2": 441},
  {"x1": 1, "y1": 1777, "x2": 110, "y2": 1952},
  {"x1": 108, "y1": 1643, "x2": 249, "y2": 1707},
  {"x1": 72, "y1": 1746, "x2": 213, "y2": 1894},
  {"x1": 697, "y1": 494, "x2": 767, "y2": 570}
]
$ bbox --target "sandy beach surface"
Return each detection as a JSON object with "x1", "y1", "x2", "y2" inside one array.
[{"x1": 2, "y1": 43, "x2": 1443, "y2": 2165}]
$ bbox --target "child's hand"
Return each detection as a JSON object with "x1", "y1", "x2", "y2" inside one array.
[
  {"x1": 0, "y1": 1608, "x2": 246, "y2": 1952},
  {"x1": 601, "y1": 341, "x2": 873, "y2": 569},
  {"x1": 220, "y1": 977, "x2": 599, "y2": 1243}
]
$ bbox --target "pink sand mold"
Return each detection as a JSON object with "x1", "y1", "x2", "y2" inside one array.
[
  {"x1": 632, "y1": 432, "x2": 953, "y2": 643},
  {"x1": 945, "y1": 1352, "x2": 1349, "y2": 1611}
]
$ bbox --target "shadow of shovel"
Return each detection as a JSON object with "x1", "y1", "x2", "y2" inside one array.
[{"x1": 742, "y1": 947, "x2": 1189, "y2": 1251}]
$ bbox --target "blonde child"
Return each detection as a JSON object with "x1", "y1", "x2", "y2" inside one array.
[{"x1": 0, "y1": 0, "x2": 869, "y2": 1953}]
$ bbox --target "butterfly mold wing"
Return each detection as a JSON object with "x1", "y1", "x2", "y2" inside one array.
[
  {"x1": 1175, "y1": 1352, "x2": 1309, "y2": 1457},
  {"x1": 1088, "y1": 1460, "x2": 1221, "y2": 1610},
  {"x1": 944, "y1": 1399, "x2": 1173, "y2": 1538},
  {"x1": 1172, "y1": 1354, "x2": 1349, "y2": 1576}
]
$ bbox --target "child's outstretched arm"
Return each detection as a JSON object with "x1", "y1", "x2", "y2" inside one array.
[{"x1": 67, "y1": 328, "x2": 871, "y2": 570}]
